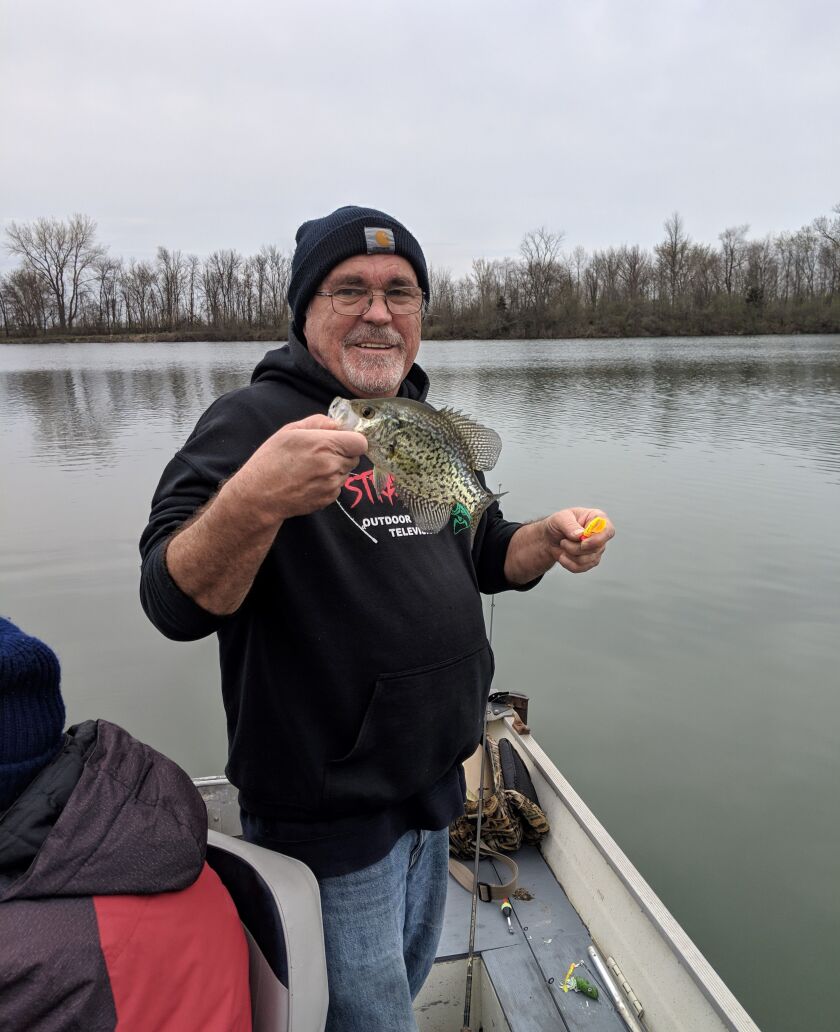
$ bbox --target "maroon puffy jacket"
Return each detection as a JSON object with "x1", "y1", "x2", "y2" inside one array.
[{"x1": 0, "y1": 719, "x2": 252, "y2": 1031}]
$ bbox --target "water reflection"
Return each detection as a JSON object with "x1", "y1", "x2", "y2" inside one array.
[
  {"x1": 3, "y1": 338, "x2": 839, "y2": 479},
  {"x1": 2, "y1": 364, "x2": 251, "y2": 466},
  {"x1": 425, "y1": 343, "x2": 840, "y2": 478}
]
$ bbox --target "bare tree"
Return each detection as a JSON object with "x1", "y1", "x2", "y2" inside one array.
[
  {"x1": 1, "y1": 268, "x2": 52, "y2": 335},
  {"x1": 618, "y1": 245, "x2": 650, "y2": 300},
  {"x1": 813, "y1": 203, "x2": 840, "y2": 248},
  {"x1": 744, "y1": 236, "x2": 776, "y2": 304},
  {"x1": 813, "y1": 205, "x2": 840, "y2": 298},
  {"x1": 655, "y1": 212, "x2": 691, "y2": 306},
  {"x1": 92, "y1": 256, "x2": 122, "y2": 331},
  {"x1": 0, "y1": 276, "x2": 8, "y2": 336},
  {"x1": 792, "y1": 227, "x2": 819, "y2": 298},
  {"x1": 261, "y1": 245, "x2": 291, "y2": 327},
  {"x1": 687, "y1": 243, "x2": 720, "y2": 308},
  {"x1": 156, "y1": 247, "x2": 186, "y2": 330},
  {"x1": 121, "y1": 260, "x2": 158, "y2": 331},
  {"x1": 570, "y1": 245, "x2": 587, "y2": 296},
  {"x1": 718, "y1": 224, "x2": 750, "y2": 295},
  {"x1": 520, "y1": 228, "x2": 564, "y2": 314},
  {"x1": 204, "y1": 250, "x2": 243, "y2": 326},
  {"x1": 252, "y1": 251, "x2": 268, "y2": 326},
  {"x1": 593, "y1": 248, "x2": 622, "y2": 303},
  {"x1": 583, "y1": 261, "x2": 600, "y2": 309},
  {"x1": 185, "y1": 254, "x2": 201, "y2": 325},
  {"x1": 425, "y1": 265, "x2": 458, "y2": 333},
  {"x1": 5, "y1": 214, "x2": 104, "y2": 330}
]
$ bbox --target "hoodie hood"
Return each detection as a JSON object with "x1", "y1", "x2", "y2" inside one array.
[
  {"x1": 0, "y1": 719, "x2": 206, "y2": 902},
  {"x1": 250, "y1": 326, "x2": 430, "y2": 405}
]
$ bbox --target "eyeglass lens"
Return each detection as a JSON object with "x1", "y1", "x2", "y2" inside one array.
[{"x1": 330, "y1": 288, "x2": 422, "y2": 315}]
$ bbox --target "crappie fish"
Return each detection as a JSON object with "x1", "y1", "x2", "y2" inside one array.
[{"x1": 328, "y1": 396, "x2": 504, "y2": 536}]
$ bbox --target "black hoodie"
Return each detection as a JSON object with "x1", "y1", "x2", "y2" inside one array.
[{"x1": 139, "y1": 332, "x2": 529, "y2": 876}]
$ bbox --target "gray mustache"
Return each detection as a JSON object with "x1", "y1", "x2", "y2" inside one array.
[{"x1": 342, "y1": 326, "x2": 405, "y2": 348}]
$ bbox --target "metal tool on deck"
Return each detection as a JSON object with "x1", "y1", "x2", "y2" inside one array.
[{"x1": 588, "y1": 944, "x2": 646, "y2": 1032}]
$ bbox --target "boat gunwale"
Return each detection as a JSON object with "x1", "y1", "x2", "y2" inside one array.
[{"x1": 498, "y1": 716, "x2": 760, "y2": 1032}]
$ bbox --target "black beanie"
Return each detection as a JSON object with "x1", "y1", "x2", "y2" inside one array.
[
  {"x1": 0, "y1": 617, "x2": 66, "y2": 813},
  {"x1": 288, "y1": 205, "x2": 430, "y2": 338}
]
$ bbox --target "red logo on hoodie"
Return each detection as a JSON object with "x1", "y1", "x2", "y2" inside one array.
[{"x1": 343, "y1": 469, "x2": 397, "y2": 509}]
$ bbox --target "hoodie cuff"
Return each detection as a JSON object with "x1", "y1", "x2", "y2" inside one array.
[{"x1": 140, "y1": 542, "x2": 227, "y2": 642}]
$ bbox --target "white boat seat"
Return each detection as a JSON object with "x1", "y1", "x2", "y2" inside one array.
[{"x1": 207, "y1": 830, "x2": 329, "y2": 1032}]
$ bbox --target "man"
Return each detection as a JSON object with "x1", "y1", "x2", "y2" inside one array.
[
  {"x1": 0, "y1": 616, "x2": 252, "y2": 1031},
  {"x1": 139, "y1": 205, "x2": 613, "y2": 1031}
]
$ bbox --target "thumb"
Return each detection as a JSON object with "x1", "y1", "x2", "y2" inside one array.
[
  {"x1": 283, "y1": 413, "x2": 339, "y2": 432},
  {"x1": 545, "y1": 510, "x2": 586, "y2": 542}
]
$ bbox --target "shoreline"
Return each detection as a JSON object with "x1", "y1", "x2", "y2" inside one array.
[{"x1": 3, "y1": 326, "x2": 839, "y2": 346}]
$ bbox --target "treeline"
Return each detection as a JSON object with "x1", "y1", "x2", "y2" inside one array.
[
  {"x1": 1, "y1": 215, "x2": 292, "y2": 340},
  {"x1": 2, "y1": 209, "x2": 839, "y2": 341}
]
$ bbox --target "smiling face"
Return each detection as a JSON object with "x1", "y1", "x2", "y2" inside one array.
[{"x1": 303, "y1": 254, "x2": 422, "y2": 397}]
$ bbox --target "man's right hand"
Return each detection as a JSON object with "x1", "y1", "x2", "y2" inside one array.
[
  {"x1": 228, "y1": 414, "x2": 369, "y2": 524},
  {"x1": 164, "y1": 414, "x2": 369, "y2": 615}
]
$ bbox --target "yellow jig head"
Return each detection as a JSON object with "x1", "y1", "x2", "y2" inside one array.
[{"x1": 581, "y1": 517, "x2": 607, "y2": 539}]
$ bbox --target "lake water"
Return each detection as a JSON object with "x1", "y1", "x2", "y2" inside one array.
[{"x1": 2, "y1": 335, "x2": 839, "y2": 1032}]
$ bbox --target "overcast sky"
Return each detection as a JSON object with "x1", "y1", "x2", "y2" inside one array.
[{"x1": 1, "y1": 0, "x2": 838, "y2": 276}]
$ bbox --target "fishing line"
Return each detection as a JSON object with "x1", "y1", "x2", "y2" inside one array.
[
  {"x1": 334, "y1": 498, "x2": 378, "y2": 543},
  {"x1": 461, "y1": 485, "x2": 500, "y2": 1032},
  {"x1": 461, "y1": 710, "x2": 488, "y2": 1031}
]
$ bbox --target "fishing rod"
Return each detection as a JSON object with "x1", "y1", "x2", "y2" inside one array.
[
  {"x1": 460, "y1": 701, "x2": 488, "y2": 1032},
  {"x1": 461, "y1": 488, "x2": 499, "y2": 1032}
]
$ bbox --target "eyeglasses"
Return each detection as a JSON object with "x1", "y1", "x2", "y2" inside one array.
[{"x1": 314, "y1": 285, "x2": 424, "y2": 316}]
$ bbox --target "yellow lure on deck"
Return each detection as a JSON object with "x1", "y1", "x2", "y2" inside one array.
[{"x1": 581, "y1": 517, "x2": 607, "y2": 539}]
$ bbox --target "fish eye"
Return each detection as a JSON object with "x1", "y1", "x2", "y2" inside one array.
[{"x1": 361, "y1": 406, "x2": 375, "y2": 418}]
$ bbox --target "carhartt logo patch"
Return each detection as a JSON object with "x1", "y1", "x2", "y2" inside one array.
[{"x1": 365, "y1": 227, "x2": 395, "y2": 253}]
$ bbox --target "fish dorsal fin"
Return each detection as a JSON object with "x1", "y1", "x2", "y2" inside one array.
[
  {"x1": 396, "y1": 482, "x2": 452, "y2": 534},
  {"x1": 438, "y1": 408, "x2": 502, "y2": 471}
]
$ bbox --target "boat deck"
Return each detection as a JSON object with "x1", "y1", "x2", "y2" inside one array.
[
  {"x1": 199, "y1": 710, "x2": 760, "y2": 1032},
  {"x1": 426, "y1": 846, "x2": 629, "y2": 1031},
  {"x1": 199, "y1": 775, "x2": 631, "y2": 1031}
]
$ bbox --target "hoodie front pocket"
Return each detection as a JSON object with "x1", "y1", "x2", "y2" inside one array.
[{"x1": 322, "y1": 644, "x2": 493, "y2": 816}]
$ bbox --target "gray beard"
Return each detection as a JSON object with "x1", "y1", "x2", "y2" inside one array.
[{"x1": 340, "y1": 326, "x2": 407, "y2": 396}]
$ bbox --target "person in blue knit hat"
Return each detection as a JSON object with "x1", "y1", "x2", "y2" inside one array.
[
  {"x1": 0, "y1": 617, "x2": 253, "y2": 1030},
  {"x1": 140, "y1": 205, "x2": 615, "y2": 1032},
  {"x1": 0, "y1": 618, "x2": 65, "y2": 813}
]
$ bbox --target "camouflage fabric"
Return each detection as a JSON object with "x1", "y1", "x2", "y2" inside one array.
[{"x1": 449, "y1": 736, "x2": 549, "y2": 861}]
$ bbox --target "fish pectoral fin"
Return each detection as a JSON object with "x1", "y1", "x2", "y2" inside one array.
[
  {"x1": 397, "y1": 484, "x2": 452, "y2": 534},
  {"x1": 438, "y1": 408, "x2": 503, "y2": 471},
  {"x1": 372, "y1": 466, "x2": 391, "y2": 498}
]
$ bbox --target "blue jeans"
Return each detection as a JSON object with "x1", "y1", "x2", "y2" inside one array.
[{"x1": 241, "y1": 823, "x2": 449, "y2": 1032}]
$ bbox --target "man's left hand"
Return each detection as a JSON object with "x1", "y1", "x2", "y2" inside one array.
[
  {"x1": 542, "y1": 508, "x2": 615, "y2": 574},
  {"x1": 504, "y1": 507, "x2": 615, "y2": 585}
]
